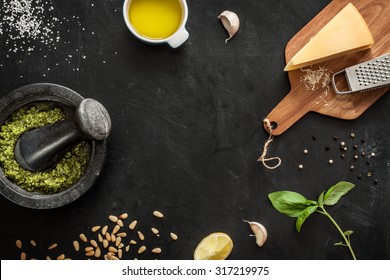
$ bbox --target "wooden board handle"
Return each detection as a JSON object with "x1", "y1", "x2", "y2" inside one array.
[{"x1": 264, "y1": 90, "x2": 310, "y2": 135}]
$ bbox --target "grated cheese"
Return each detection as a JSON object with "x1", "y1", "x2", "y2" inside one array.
[
  {"x1": 300, "y1": 66, "x2": 332, "y2": 91},
  {"x1": 300, "y1": 66, "x2": 333, "y2": 106}
]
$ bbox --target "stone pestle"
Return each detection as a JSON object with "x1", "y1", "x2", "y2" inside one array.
[{"x1": 14, "y1": 98, "x2": 111, "y2": 172}]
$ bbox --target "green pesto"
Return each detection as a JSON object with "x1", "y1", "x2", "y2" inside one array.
[{"x1": 0, "y1": 103, "x2": 90, "y2": 194}]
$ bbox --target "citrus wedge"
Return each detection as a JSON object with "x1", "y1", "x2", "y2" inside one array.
[{"x1": 193, "y1": 232, "x2": 233, "y2": 260}]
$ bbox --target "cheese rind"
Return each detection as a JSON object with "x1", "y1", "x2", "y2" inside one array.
[{"x1": 284, "y1": 3, "x2": 374, "y2": 71}]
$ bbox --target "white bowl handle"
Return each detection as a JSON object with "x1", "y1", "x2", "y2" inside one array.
[{"x1": 167, "y1": 28, "x2": 189, "y2": 48}]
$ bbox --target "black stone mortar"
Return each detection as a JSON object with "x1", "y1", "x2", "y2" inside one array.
[{"x1": 0, "y1": 83, "x2": 108, "y2": 209}]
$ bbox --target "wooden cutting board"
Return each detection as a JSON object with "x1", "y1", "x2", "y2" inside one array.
[{"x1": 265, "y1": 0, "x2": 390, "y2": 136}]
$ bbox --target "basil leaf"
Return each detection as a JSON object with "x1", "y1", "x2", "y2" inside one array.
[
  {"x1": 334, "y1": 242, "x2": 347, "y2": 247},
  {"x1": 318, "y1": 191, "x2": 325, "y2": 207},
  {"x1": 344, "y1": 230, "x2": 354, "y2": 237},
  {"x1": 323, "y1": 181, "x2": 355, "y2": 206},
  {"x1": 268, "y1": 191, "x2": 315, "y2": 217},
  {"x1": 305, "y1": 200, "x2": 318, "y2": 206},
  {"x1": 295, "y1": 205, "x2": 318, "y2": 232}
]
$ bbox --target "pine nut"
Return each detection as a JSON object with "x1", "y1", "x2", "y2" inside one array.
[
  {"x1": 92, "y1": 226, "x2": 101, "y2": 232},
  {"x1": 90, "y1": 240, "x2": 98, "y2": 248},
  {"x1": 152, "y1": 247, "x2": 162, "y2": 254},
  {"x1": 153, "y1": 210, "x2": 164, "y2": 218},
  {"x1": 137, "y1": 231, "x2": 145, "y2": 241},
  {"x1": 112, "y1": 225, "x2": 120, "y2": 234},
  {"x1": 85, "y1": 246, "x2": 94, "y2": 252},
  {"x1": 118, "y1": 243, "x2": 124, "y2": 249},
  {"x1": 170, "y1": 232, "x2": 178, "y2": 240},
  {"x1": 98, "y1": 234, "x2": 103, "y2": 243},
  {"x1": 57, "y1": 254, "x2": 65, "y2": 260},
  {"x1": 105, "y1": 232, "x2": 111, "y2": 242},
  {"x1": 119, "y1": 213, "x2": 128, "y2": 219},
  {"x1": 16, "y1": 240, "x2": 22, "y2": 249},
  {"x1": 129, "y1": 240, "x2": 137, "y2": 245},
  {"x1": 20, "y1": 252, "x2": 26, "y2": 260},
  {"x1": 109, "y1": 215, "x2": 118, "y2": 223},
  {"x1": 111, "y1": 233, "x2": 116, "y2": 242},
  {"x1": 115, "y1": 236, "x2": 122, "y2": 247},
  {"x1": 46, "y1": 256, "x2": 51, "y2": 260},
  {"x1": 151, "y1": 227, "x2": 159, "y2": 235},
  {"x1": 102, "y1": 225, "x2": 108, "y2": 236},
  {"x1": 103, "y1": 239, "x2": 109, "y2": 248},
  {"x1": 138, "y1": 245, "x2": 146, "y2": 254},
  {"x1": 129, "y1": 220, "x2": 137, "y2": 230},
  {"x1": 118, "y1": 249, "x2": 123, "y2": 259},
  {"x1": 48, "y1": 243, "x2": 58, "y2": 250},
  {"x1": 73, "y1": 240, "x2": 80, "y2": 252},
  {"x1": 125, "y1": 245, "x2": 130, "y2": 252},
  {"x1": 30, "y1": 240, "x2": 36, "y2": 247},
  {"x1": 85, "y1": 251, "x2": 95, "y2": 257},
  {"x1": 79, "y1": 233, "x2": 87, "y2": 242},
  {"x1": 117, "y1": 232, "x2": 127, "y2": 238},
  {"x1": 95, "y1": 247, "x2": 101, "y2": 258},
  {"x1": 117, "y1": 219, "x2": 124, "y2": 227},
  {"x1": 108, "y1": 246, "x2": 118, "y2": 253}
]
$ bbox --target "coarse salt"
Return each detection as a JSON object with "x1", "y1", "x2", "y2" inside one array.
[{"x1": 0, "y1": 0, "x2": 60, "y2": 53}]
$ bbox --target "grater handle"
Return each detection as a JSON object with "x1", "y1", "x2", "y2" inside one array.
[{"x1": 332, "y1": 70, "x2": 352, "y2": 94}]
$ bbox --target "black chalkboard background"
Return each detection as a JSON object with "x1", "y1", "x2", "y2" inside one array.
[{"x1": 0, "y1": 0, "x2": 389, "y2": 260}]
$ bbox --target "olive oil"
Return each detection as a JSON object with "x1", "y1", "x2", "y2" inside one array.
[{"x1": 129, "y1": 0, "x2": 183, "y2": 40}]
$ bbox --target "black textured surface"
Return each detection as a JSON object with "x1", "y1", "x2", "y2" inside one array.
[{"x1": 0, "y1": 0, "x2": 389, "y2": 260}]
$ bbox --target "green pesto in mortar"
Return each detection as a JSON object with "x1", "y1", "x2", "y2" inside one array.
[{"x1": 0, "y1": 103, "x2": 90, "y2": 194}]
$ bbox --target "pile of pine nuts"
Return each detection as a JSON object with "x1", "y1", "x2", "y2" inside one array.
[{"x1": 15, "y1": 210, "x2": 178, "y2": 260}]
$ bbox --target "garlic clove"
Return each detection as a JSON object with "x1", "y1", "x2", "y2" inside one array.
[
  {"x1": 218, "y1": 11, "x2": 240, "y2": 43},
  {"x1": 243, "y1": 220, "x2": 268, "y2": 247}
]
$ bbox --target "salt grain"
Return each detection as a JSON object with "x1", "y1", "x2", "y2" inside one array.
[{"x1": 0, "y1": 0, "x2": 60, "y2": 53}]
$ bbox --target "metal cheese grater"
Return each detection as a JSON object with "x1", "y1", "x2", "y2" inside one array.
[{"x1": 332, "y1": 53, "x2": 390, "y2": 94}]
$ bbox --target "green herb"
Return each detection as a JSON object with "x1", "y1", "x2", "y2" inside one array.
[{"x1": 268, "y1": 181, "x2": 357, "y2": 260}]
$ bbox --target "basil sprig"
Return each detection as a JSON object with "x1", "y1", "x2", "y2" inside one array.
[{"x1": 268, "y1": 181, "x2": 357, "y2": 260}]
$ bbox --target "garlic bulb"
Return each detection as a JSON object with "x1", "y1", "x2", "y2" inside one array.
[
  {"x1": 218, "y1": 11, "x2": 240, "y2": 43},
  {"x1": 243, "y1": 220, "x2": 268, "y2": 247}
]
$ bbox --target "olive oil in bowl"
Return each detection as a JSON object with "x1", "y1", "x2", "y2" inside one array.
[{"x1": 129, "y1": 0, "x2": 183, "y2": 40}]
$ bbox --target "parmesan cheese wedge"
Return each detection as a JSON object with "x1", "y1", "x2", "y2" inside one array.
[{"x1": 284, "y1": 3, "x2": 374, "y2": 71}]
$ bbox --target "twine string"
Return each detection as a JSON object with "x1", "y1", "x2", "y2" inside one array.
[{"x1": 257, "y1": 119, "x2": 281, "y2": 169}]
